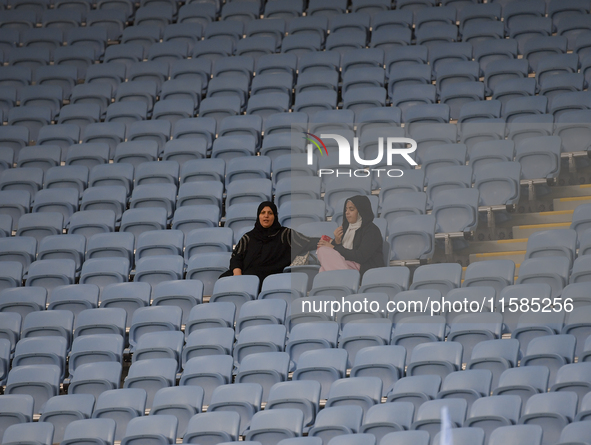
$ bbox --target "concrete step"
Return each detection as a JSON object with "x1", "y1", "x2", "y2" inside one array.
[
  {"x1": 468, "y1": 251, "x2": 526, "y2": 265},
  {"x1": 512, "y1": 222, "x2": 572, "y2": 239},
  {"x1": 464, "y1": 238, "x2": 528, "y2": 255},
  {"x1": 546, "y1": 184, "x2": 591, "y2": 199},
  {"x1": 553, "y1": 196, "x2": 591, "y2": 211},
  {"x1": 498, "y1": 210, "x2": 574, "y2": 227}
]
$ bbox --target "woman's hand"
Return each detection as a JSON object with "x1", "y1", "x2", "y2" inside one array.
[
  {"x1": 334, "y1": 226, "x2": 344, "y2": 244},
  {"x1": 233, "y1": 268, "x2": 242, "y2": 276},
  {"x1": 317, "y1": 239, "x2": 334, "y2": 249}
]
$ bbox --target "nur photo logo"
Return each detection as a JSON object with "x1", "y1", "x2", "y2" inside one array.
[{"x1": 304, "y1": 133, "x2": 419, "y2": 178}]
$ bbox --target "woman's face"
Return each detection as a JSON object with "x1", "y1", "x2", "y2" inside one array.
[
  {"x1": 345, "y1": 201, "x2": 359, "y2": 224},
  {"x1": 259, "y1": 206, "x2": 275, "y2": 228}
]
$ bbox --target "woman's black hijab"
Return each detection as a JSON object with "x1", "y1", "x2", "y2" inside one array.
[
  {"x1": 249, "y1": 201, "x2": 283, "y2": 242},
  {"x1": 341, "y1": 195, "x2": 375, "y2": 233}
]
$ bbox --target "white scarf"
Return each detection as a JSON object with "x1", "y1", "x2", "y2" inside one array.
[{"x1": 342, "y1": 216, "x2": 362, "y2": 249}]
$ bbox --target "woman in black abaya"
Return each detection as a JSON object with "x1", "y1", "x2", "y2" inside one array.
[{"x1": 219, "y1": 201, "x2": 321, "y2": 283}]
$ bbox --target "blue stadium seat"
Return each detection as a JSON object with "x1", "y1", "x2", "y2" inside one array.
[
  {"x1": 184, "y1": 411, "x2": 240, "y2": 445},
  {"x1": 308, "y1": 406, "x2": 363, "y2": 444}
]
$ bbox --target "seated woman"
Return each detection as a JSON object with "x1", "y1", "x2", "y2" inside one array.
[
  {"x1": 317, "y1": 195, "x2": 384, "y2": 276},
  {"x1": 220, "y1": 201, "x2": 320, "y2": 283}
]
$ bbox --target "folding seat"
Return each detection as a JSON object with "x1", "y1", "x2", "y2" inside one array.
[
  {"x1": 176, "y1": 182, "x2": 221, "y2": 213},
  {"x1": 152, "y1": 99, "x2": 196, "y2": 125},
  {"x1": 5, "y1": 363, "x2": 60, "y2": 414},
  {"x1": 1, "y1": 422, "x2": 54, "y2": 445},
  {"x1": 570, "y1": 255, "x2": 591, "y2": 283},
  {"x1": 95, "y1": 284, "x2": 146, "y2": 331},
  {"x1": 160, "y1": 80, "x2": 201, "y2": 111},
  {"x1": 15, "y1": 212, "x2": 64, "y2": 247},
  {"x1": 410, "y1": 398, "x2": 468, "y2": 441},
  {"x1": 387, "y1": 64, "x2": 432, "y2": 97},
  {"x1": 170, "y1": 205, "x2": 220, "y2": 240},
  {"x1": 119, "y1": 24, "x2": 160, "y2": 53},
  {"x1": 53, "y1": 46, "x2": 96, "y2": 81},
  {"x1": 483, "y1": 59, "x2": 529, "y2": 96},
  {"x1": 133, "y1": 3, "x2": 173, "y2": 28},
  {"x1": 183, "y1": 411, "x2": 240, "y2": 445},
  {"x1": 514, "y1": 135, "x2": 561, "y2": 181},
  {"x1": 209, "y1": 275, "x2": 259, "y2": 315},
  {"x1": 464, "y1": 395, "x2": 522, "y2": 442},
  {"x1": 0, "y1": 236, "x2": 36, "y2": 273},
  {"x1": 38, "y1": 233, "x2": 85, "y2": 273},
  {"x1": 389, "y1": 85, "x2": 437, "y2": 117},
  {"x1": 104, "y1": 101, "x2": 148, "y2": 127},
  {"x1": 358, "y1": 402, "x2": 414, "y2": 442},
  {"x1": 90, "y1": 389, "x2": 146, "y2": 442},
  {"x1": 250, "y1": 72, "x2": 293, "y2": 100},
  {"x1": 128, "y1": 305, "x2": 181, "y2": 353},
  {"x1": 207, "y1": 383, "x2": 262, "y2": 436},
  {"x1": 415, "y1": 24, "x2": 459, "y2": 50},
  {"x1": 0, "y1": 213, "x2": 11, "y2": 237},
  {"x1": 13, "y1": 335, "x2": 67, "y2": 381},
  {"x1": 404, "y1": 341, "x2": 463, "y2": 382},
  {"x1": 47, "y1": 285, "x2": 99, "y2": 319},
  {"x1": 68, "y1": 84, "x2": 111, "y2": 120},
  {"x1": 133, "y1": 253, "x2": 184, "y2": 286},
  {"x1": 382, "y1": 431, "x2": 431, "y2": 445},
  {"x1": 518, "y1": 392, "x2": 577, "y2": 445},
  {"x1": 550, "y1": 362, "x2": 591, "y2": 412},
  {"x1": 6, "y1": 106, "x2": 50, "y2": 144},
  {"x1": 68, "y1": 333, "x2": 124, "y2": 378},
  {"x1": 19, "y1": 85, "x2": 62, "y2": 120},
  {"x1": 57, "y1": 104, "x2": 102, "y2": 132},
  {"x1": 236, "y1": 299, "x2": 287, "y2": 334},
  {"x1": 226, "y1": 158, "x2": 270, "y2": 191},
  {"x1": 121, "y1": 358, "x2": 176, "y2": 410},
  {"x1": 179, "y1": 354, "x2": 229, "y2": 403},
  {"x1": 308, "y1": 405, "x2": 363, "y2": 444},
  {"x1": 387, "y1": 214, "x2": 435, "y2": 262},
  {"x1": 129, "y1": 184, "x2": 176, "y2": 223},
  {"x1": 37, "y1": 394, "x2": 95, "y2": 443},
  {"x1": 234, "y1": 351, "x2": 290, "y2": 403},
  {"x1": 492, "y1": 366, "x2": 550, "y2": 409},
  {"x1": 233, "y1": 325, "x2": 287, "y2": 367},
  {"x1": 72, "y1": 308, "x2": 125, "y2": 342},
  {"x1": 150, "y1": 387, "x2": 203, "y2": 439},
  {"x1": 86, "y1": 8, "x2": 127, "y2": 41},
  {"x1": 115, "y1": 81, "x2": 158, "y2": 114},
  {"x1": 177, "y1": 1, "x2": 215, "y2": 26},
  {"x1": 31, "y1": 188, "x2": 78, "y2": 223},
  {"x1": 0, "y1": 66, "x2": 32, "y2": 96},
  {"x1": 550, "y1": 91, "x2": 591, "y2": 121},
  {"x1": 491, "y1": 79, "x2": 536, "y2": 115},
  {"x1": 60, "y1": 418, "x2": 117, "y2": 445},
  {"x1": 135, "y1": 231, "x2": 183, "y2": 261},
  {"x1": 69, "y1": 360, "x2": 122, "y2": 400},
  {"x1": 369, "y1": 27, "x2": 412, "y2": 51},
  {"x1": 515, "y1": 257, "x2": 569, "y2": 301},
  {"x1": 307, "y1": 269, "x2": 359, "y2": 299},
  {"x1": 183, "y1": 326, "x2": 234, "y2": 365},
  {"x1": 0, "y1": 312, "x2": 20, "y2": 356},
  {"x1": 435, "y1": 62, "x2": 480, "y2": 96},
  {"x1": 524, "y1": 228, "x2": 577, "y2": 268},
  {"x1": 263, "y1": 0, "x2": 302, "y2": 22},
  {"x1": 462, "y1": 19, "x2": 505, "y2": 46},
  {"x1": 132, "y1": 330, "x2": 184, "y2": 370},
  {"x1": 0, "y1": 394, "x2": 35, "y2": 440},
  {"x1": 191, "y1": 39, "x2": 234, "y2": 65},
  {"x1": 79, "y1": 258, "x2": 129, "y2": 295},
  {"x1": 66, "y1": 211, "x2": 115, "y2": 243},
  {"x1": 9, "y1": 47, "x2": 50, "y2": 72},
  {"x1": 557, "y1": 421, "x2": 591, "y2": 445},
  {"x1": 467, "y1": 335, "x2": 519, "y2": 385},
  {"x1": 102, "y1": 44, "x2": 144, "y2": 72},
  {"x1": 508, "y1": 16, "x2": 553, "y2": 53},
  {"x1": 65, "y1": 26, "x2": 107, "y2": 59},
  {"x1": 297, "y1": 52, "x2": 340, "y2": 79},
  {"x1": 472, "y1": 162, "x2": 521, "y2": 212},
  {"x1": 436, "y1": 368, "x2": 492, "y2": 413},
  {"x1": 148, "y1": 41, "x2": 189, "y2": 68},
  {"x1": 324, "y1": 376, "x2": 382, "y2": 419},
  {"x1": 79, "y1": 186, "x2": 127, "y2": 225},
  {"x1": 557, "y1": 14, "x2": 591, "y2": 51},
  {"x1": 541, "y1": 74, "x2": 585, "y2": 109},
  {"x1": 0, "y1": 167, "x2": 43, "y2": 201}
]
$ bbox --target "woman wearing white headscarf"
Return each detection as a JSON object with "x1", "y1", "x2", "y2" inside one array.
[{"x1": 316, "y1": 195, "x2": 384, "y2": 277}]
